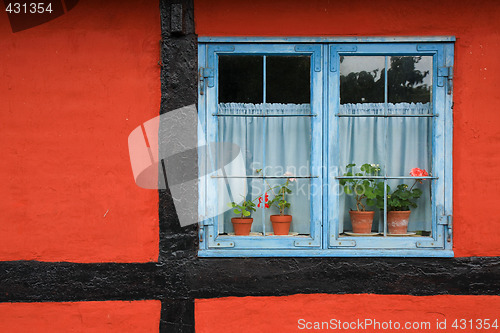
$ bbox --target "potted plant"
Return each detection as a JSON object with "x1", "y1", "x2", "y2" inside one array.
[
  {"x1": 229, "y1": 198, "x2": 258, "y2": 236},
  {"x1": 386, "y1": 167, "x2": 428, "y2": 234},
  {"x1": 339, "y1": 163, "x2": 383, "y2": 234},
  {"x1": 258, "y1": 170, "x2": 296, "y2": 235}
]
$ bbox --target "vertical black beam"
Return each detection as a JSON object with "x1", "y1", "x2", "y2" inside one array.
[
  {"x1": 159, "y1": 1, "x2": 197, "y2": 332},
  {"x1": 160, "y1": 298, "x2": 195, "y2": 332}
]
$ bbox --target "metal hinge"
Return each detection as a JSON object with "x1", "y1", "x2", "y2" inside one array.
[
  {"x1": 438, "y1": 66, "x2": 453, "y2": 94},
  {"x1": 199, "y1": 67, "x2": 214, "y2": 95},
  {"x1": 438, "y1": 214, "x2": 453, "y2": 243},
  {"x1": 198, "y1": 218, "x2": 213, "y2": 242}
]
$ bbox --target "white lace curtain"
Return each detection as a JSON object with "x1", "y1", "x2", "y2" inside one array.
[
  {"x1": 217, "y1": 102, "x2": 433, "y2": 234},
  {"x1": 339, "y1": 102, "x2": 432, "y2": 232},
  {"x1": 217, "y1": 103, "x2": 312, "y2": 234}
]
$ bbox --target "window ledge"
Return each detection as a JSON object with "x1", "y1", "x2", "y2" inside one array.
[{"x1": 198, "y1": 249, "x2": 454, "y2": 258}]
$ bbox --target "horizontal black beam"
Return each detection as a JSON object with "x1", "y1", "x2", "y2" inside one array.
[{"x1": 1, "y1": 257, "x2": 499, "y2": 302}]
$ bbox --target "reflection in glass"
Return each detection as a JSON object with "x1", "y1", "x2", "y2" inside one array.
[
  {"x1": 340, "y1": 56, "x2": 385, "y2": 104},
  {"x1": 388, "y1": 56, "x2": 432, "y2": 103}
]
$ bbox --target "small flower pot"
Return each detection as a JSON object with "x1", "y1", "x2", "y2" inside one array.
[
  {"x1": 231, "y1": 218, "x2": 253, "y2": 236},
  {"x1": 387, "y1": 211, "x2": 411, "y2": 234},
  {"x1": 270, "y1": 215, "x2": 292, "y2": 235},
  {"x1": 349, "y1": 210, "x2": 374, "y2": 234}
]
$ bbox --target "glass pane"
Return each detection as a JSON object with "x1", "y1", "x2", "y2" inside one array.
[
  {"x1": 217, "y1": 116, "x2": 263, "y2": 177},
  {"x1": 265, "y1": 114, "x2": 311, "y2": 177},
  {"x1": 219, "y1": 55, "x2": 263, "y2": 103},
  {"x1": 388, "y1": 56, "x2": 432, "y2": 104},
  {"x1": 383, "y1": 178, "x2": 432, "y2": 235},
  {"x1": 386, "y1": 117, "x2": 432, "y2": 176},
  {"x1": 218, "y1": 177, "x2": 265, "y2": 235},
  {"x1": 338, "y1": 163, "x2": 382, "y2": 235},
  {"x1": 339, "y1": 117, "x2": 385, "y2": 175},
  {"x1": 340, "y1": 56, "x2": 385, "y2": 109},
  {"x1": 339, "y1": 179, "x2": 432, "y2": 235},
  {"x1": 339, "y1": 185, "x2": 381, "y2": 234},
  {"x1": 262, "y1": 178, "x2": 311, "y2": 235},
  {"x1": 266, "y1": 56, "x2": 310, "y2": 103}
]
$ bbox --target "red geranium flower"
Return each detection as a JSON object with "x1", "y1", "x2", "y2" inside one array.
[
  {"x1": 258, "y1": 193, "x2": 269, "y2": 208},
  {"x1": 410, "y1": 168, "x2": 428, "y2": 177}
]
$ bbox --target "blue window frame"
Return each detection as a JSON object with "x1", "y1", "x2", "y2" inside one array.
[{"x1": 198, "y1": 37, "x2": 454, "y2": 257}]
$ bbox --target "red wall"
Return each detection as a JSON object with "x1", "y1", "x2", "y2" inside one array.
[
  {"x1": 0, "y1": 0, "x2": 160, "y2": 262},
  {"x1": 0, "y1": 300, "x2": 161, "y2": 332},
  {"x1": 197, "y1": 294, "x2": 500, "y2": 333},
  {"x1": 195, "y1": 0, "x2": 500, "y2": 257}
]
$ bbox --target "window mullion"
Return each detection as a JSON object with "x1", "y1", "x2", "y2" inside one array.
[
  {"x1": 261, "y1": 55, "x2": 267, "y2": 236},
  {"x1": 383, "y1": 55, "x2": 389, "y2": 236}
]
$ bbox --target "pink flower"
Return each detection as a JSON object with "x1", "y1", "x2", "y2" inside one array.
[
  {"x1": 410, "y1": 168, "x2": 428, "y2": 177},
  {"x1": 284, "y1": 171, "x2": 296, "y2": 182},
  {"x1": 257, "y1": 196, "x2": 263, "y2": 208},
  {"x1": 265, "y1": 192, "x2": 269, "y2": 202}
]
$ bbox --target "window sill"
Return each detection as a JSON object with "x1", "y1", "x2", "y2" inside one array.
[{"x1": 198, "y1": 249, "x2": 454, "y2": 258}]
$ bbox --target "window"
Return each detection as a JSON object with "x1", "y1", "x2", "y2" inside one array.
[{"x1": 198, "y1": 37, "x2": 454, "y2": 257}]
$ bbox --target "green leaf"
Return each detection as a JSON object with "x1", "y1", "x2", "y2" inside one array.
[
  {"x1": 344, "y1": 186, "x2": 353, "y2": 195},
  {"x1": 242, "y1": 210, "x2": 251, "y2": 217},
  {"x1": 233, "y1": 208, "x2": 241, "y2": 215},
  {"x1": 412, "y1": 188, "x2": 423, "y2": 197}
]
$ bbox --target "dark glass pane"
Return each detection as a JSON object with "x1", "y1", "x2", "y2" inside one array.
[
  {"x1": 388, "y1": 56, "x2": 432, "y2": 103},
  {"x1": 219, "y1": 55, "x2": 263, "y2": 103},
  {"x1": 340, "y1": 56, "x2": 385, "y2": 104},
  {"x1": 266, "y1": 56, "x2": 310, "y2": 103}
]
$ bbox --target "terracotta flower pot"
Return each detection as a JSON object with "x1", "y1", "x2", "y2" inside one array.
[
  {"x1": 349, "y1": 210, "x2": 374, "y2": 234},
  {"x1": 231, "y1": 217, "x2": 253, "y2": 236},
  {"x1": 270, "y1": 215, "x2": 292, "y2": 235},
  {"x1": 387, "y1": 211, "x2": 411, "y2": 234}
]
